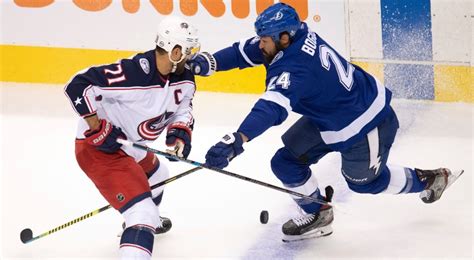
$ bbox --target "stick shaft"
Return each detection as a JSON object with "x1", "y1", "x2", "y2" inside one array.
[
  {"x1": 119, "y1": 140, "x2": 329, "y2": 206},
  {"x1": 25, "y1": 205, "x2": 111, "y2": 244},
  {"x1": 23, "y1": 166, "x2": 201, "y2": 244}
]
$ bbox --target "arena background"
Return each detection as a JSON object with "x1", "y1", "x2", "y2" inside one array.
[
  {"x1": 1, "y1": 1, "x2": 472, "y2": 259},
  {"x1": 1, "y1": 0, "x2": 472, "y2": 101}
]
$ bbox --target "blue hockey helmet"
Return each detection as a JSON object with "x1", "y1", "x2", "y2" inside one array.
[{"x1": 254, "y1": 3, "x2": 301, "y2": 43}]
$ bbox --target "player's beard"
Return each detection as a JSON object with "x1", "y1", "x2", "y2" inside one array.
[
  {"x1": 262, "y1": 42, "x2": 284, "y2": 64},
  {"x1": 262, "y1": 50, "x2": 274, "y2": 64}
]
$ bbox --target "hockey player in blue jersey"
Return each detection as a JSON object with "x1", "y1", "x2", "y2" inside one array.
[{"x1": 188, "y1": 3, "x2": 461, "y2": 242}]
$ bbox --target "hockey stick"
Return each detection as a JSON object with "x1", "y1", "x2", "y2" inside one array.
[
  {"x1": 117, "y1": 140, "x2": 331, "y2": 206},
  {"x1": 20, "y1": 166, "x2": 201, "y2": 244}
]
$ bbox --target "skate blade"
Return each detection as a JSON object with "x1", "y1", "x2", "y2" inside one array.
[
  {"x1": 282, "y1": 225, "x2": 333, "y2": 243},
  {"x1": 446, "y1": 170, "x2": 464, "y2": 189}
]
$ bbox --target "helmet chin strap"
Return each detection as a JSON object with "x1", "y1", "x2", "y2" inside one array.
[{"x1": 169, "y1": 52, "x2": 186, "y2": 73}]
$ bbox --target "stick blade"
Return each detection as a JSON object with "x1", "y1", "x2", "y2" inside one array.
[{"x1": 20, "y1": 228, "x2": 33, "y2": 244}]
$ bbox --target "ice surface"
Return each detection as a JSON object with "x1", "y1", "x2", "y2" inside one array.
[{"x1": 1, "y1": 83, "x2": 472, "y2": 259}]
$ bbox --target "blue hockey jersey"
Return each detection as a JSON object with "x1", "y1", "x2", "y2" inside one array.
[{"x1": 213, "y1": 23, "x2": 393, "y2": 151}]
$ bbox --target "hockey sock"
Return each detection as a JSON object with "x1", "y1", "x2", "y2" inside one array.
[
  {"x1": 294, "y1": 189, "x2": 325, "y2": 214},
  {"x1": 404, "y1": 168, "x2": 426, "y2": 193},
  {"x1": 119, "y1": 225, "x2": 155, "y2": 259}
]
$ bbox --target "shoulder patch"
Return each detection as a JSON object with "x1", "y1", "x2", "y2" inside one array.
[{"x1": 139, "y1": 58, "x2": 150, "y2": 74}]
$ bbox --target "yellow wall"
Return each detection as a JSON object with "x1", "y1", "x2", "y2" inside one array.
[
  {"x1": 434, "y1": 65, "x2": 473, "y2": 102},
  {"x1": 1, "y1": 44, "x2": 472, "y2": 102},
  {"x1": 353, "y1": 61, "x2": 385, "y2": 83},
  {"x1": 0, "y1": 44, "x2": 266, "y2": 93},
  {"x1": 0, "y1": 45, "x2": 135, "y2": 84}
]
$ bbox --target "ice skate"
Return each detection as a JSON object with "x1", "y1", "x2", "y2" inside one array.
[
  {"x1": 282, "y1": 186, "x2": 334, "y2": 243},
  {"x1": 282, "y1": 206, "x2": 333, "y2": 243},
  {"x1": 155, "y1": 216, "x2": 173, "y2": 234},
  {"x1": 416, "y1": 168, "x2": 464, "y2": 203},
  {"x1": 118, "y1": 216, "x2": 172, "y2": 237}
]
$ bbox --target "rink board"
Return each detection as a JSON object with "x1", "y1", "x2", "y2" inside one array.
[{"x1": 1, "y1": 0, "x2": 472, "y2": 101}]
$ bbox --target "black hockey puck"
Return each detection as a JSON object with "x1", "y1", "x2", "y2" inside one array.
[
  {"x1": 20, "y1": 228, "x2": 33, "y2": 244},
  {"x1": 260, "y1": 210, "x2": 269, "y2": 224}
]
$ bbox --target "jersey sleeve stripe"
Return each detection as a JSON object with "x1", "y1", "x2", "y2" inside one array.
[
  {"x1": 97, "y1": 85, "x2": 163, "y2": 91},
  {"x1": 259, "y1": 91, "x2": 292, "y2": 114},
  {"x1": 320, "y1": 79, "x2": 386, "y2": 144},
  {"x1": 169, "y1": 80, "x2": 195, "y2": 87},
  {"x1": 238, "y1": 39, "x2": 258, "y2": 67},
  {"x1": 83, "y1": 85, "x2": 96, "y2": 113}
]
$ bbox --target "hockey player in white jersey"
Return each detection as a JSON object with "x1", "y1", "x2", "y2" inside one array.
[
  {"x1": 65, "y1": 16, "x2": 200, "y2": 258},
  {"x1": 188, "y1": 3, "x2": 462, "y2": 242}
]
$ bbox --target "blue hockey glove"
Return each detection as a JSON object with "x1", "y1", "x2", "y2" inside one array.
[
  {"x1": 84, "y1": 119, "x2": 126, "y2": 154},
  {"x1": 187, "y1": 52, "x2": 217, "y2": 76},
  {"x1": 205, "y1": 132, "x2": 244, "y2": 169},
  {"x1": 165, "y1": 122, "x2": 192, "y2": 161}
]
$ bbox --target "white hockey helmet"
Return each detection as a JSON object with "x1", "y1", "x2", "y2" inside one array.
[{"x1": 155, "y1": 16, "x2": 200, "y2": 58}]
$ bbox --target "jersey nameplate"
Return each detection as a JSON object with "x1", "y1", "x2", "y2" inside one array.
[{"x1": 301, "y1": 32, "x2": 317, "y2": 56}]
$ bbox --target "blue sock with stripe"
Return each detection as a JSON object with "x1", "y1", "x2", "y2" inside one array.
[{"x1": 120, "y1": 225, "x2": 155, "y2": 258}]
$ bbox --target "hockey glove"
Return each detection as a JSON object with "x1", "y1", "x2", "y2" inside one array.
[
  {"x1": 205, "y1": 132, "x2": 244, "y2": 169},
  {"x1": 84, "y1": 119, "x2": 126, "y2": 154},
  {"x1": 187, "y1": 52, "x2": 217, "y2": 76},
  {"x1": 165, "y1": 122, "x2": 192, "y2": 161}
]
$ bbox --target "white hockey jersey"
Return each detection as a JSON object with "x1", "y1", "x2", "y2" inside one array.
[{"x1": 64, "y1": 50, "x2": 195, "y2": 160}]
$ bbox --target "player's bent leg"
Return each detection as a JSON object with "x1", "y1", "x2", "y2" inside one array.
[
  {"x1": 340, "y1": 113, "x2": 424, "y2": 195},
  {"x1": 139, "y1": 153, "x2": 170, "y2": 206},
  {"x1": 277, "y1": 116, "x2": 332, "y2": 212},
  {"x1": 339, "y1": 118, "x2": 439, "y2": 197},
  {"x1": 75, "y1": 140, "x2": 152, "y2": 211},
  {"x1": 341, "y1": 148, "x2": 426, "y2": 195},
  {"x1": 271, "y1": 148, "x2": 333, "y2": 241},
  {"x1": 138, "y1": 152, "x2": 172, "y2": 234},
  {"x1": 271, "y1": 148, "x2": 325, "y2": 213},
  {"x1": 275, "y1": 119, "x2": 335, "y2": 241},
  {"x1": 120, "y1": 198, "x2": 160, "y2": 259}
]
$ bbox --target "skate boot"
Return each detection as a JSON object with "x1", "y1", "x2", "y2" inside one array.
[
  {"x1": 416, "y1": 168, "x2": 463, "y2": 203},
  {"x1": 119, "y1": 216, "x2": 172, "y2": 237},
  {"x1": 155, "y1": 216, "x2": 172, "y2": 234},
  {"x1": 282, "y1": 186, "x2": 334, "y2": 242}
]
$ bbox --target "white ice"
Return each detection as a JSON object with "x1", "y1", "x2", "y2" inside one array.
[{"x1": 1, "y1": 83, "x2": 472, "y2": 259}]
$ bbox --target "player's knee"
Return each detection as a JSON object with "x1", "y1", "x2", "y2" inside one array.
[
  {"x1": 148, "y1": 162, "x2": 169, "y2": 205},
  {"x1": 149, "y1": 162, "x2": 169, "y2": 183},
  {"x1": 271, "y1": 148, "x2": 295, "y2": 180},
  {"x1": 122, "y1": 197, "x2": 160, "y2": 228},
  {"x1": 344, "y1": 167, "x2": 390, "y2": 194},
  {"x1": 271, "y1": 148, "x2": 312, "y2": 185}
]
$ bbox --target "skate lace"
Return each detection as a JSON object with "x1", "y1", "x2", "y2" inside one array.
[
  {"x1": 292, "y1": 212, "x2": 316, "y2": 227},
  {"x1": 157, "y1": 217, "x2": 166, "y2": 228}
]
